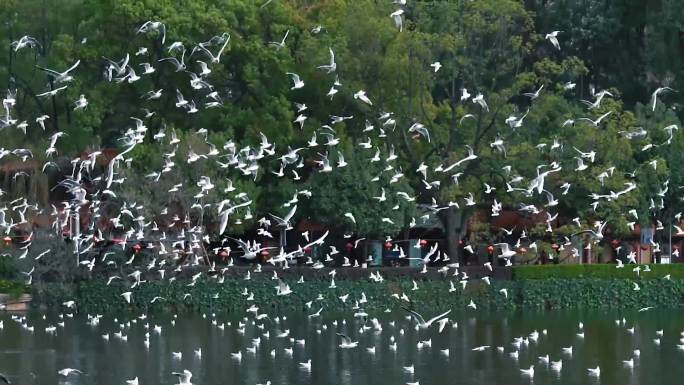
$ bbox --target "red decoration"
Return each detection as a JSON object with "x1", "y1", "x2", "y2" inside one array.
[
  {"x1": 551, "y1": 243, "x2": 560, "y2": 251},
  {"x1": 2, "y1": 236, "x2": 11, "y2": 246},
  {"x1": 304, "y1": 247, "x2": 312, "y2": 253},
  {"x1": 519, "y1": 247, "x2": 528, "y2": 254},
  {"x1": 218, "y1": 250, "x2": 229, "y2": 260},
  {"x1": 384, "y1": 241, "x2": 393, "y2": 250},
  {"x1": 260, "y1": 250, "x2": 270, "y2": 256},
  {"x1": 419, "y1": 239, "x2": 428, "y2": 247},
  {"x1": 610, "y1": 239, "x2": 620, "y2": 249},
  {"x1": 458, "y1": 239, "x2": 464, "y2": 245},
  {"x1": 345, "y1": 242, "x2": 354, "y2": 251},
  {"x1": 641, "y1": 245, "x2": 649, "y2": 251},
  {"x1": 487, "y1": 245, "x2": 495, "y2": 254},
  {"x1": 132, "y1": 244, "x2": 142, "y2": 254}
]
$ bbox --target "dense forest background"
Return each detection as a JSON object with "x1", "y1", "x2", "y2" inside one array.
[{"x1": 0, "y1": 0, "x2": 682, "y2": 261}]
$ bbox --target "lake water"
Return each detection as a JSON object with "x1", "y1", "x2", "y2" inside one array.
[{"x1": 1, "y1": 309, "x2": 684, "y2": 385}]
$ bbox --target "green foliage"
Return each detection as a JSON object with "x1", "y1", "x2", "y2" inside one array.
[
  {"x1": 0, "y1": 255, "x2": 18, "y2": 279},
  {"x1": 29, "y1": 273, "x2": 684, "y2": 314},
  {"x1": 0, "y1": 0, "x2": 683, "y2": 257},
  {"x1": 516, "y1": 278, "x2": 684, "y2": 310},
  {"x1": 513, "y1": 264, "x2": 684, "y2": 280},
  {"x1": 0, "y1": 279, "x2": 29, "y2": 299},
  {"x1": 305, "y1": 148, "x2": 417, "y2": 237}
]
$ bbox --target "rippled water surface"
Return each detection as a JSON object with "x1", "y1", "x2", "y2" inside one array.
[{"x1": 1, "y1": 309, "x2": 684, "y2": 385}]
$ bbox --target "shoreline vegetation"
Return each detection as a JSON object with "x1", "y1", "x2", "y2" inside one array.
[{"x1": 2, "y1": 265, "x2": 681, "y2": 314}]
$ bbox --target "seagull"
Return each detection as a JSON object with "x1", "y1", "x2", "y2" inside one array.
[
  {"x1": 11, "y1": 35, "x2": 41, "y2": 52},
  {"x1": 354, "y1": 90, "x2": 373, "y2": 106},
  {"x1": 36, "y1": 85, "x2": 68, "y2": 98},
  {"x1": 523, "y1": 84, "x2": 544, "y2": 100},
  {"x1": 344, "y1": 212, "x2": 356, "y2": 223},
  {"x1": 36, "y1": 60, "x2": 81, "y2": 83},
  {"x1": 572, "y1": 220, "x2": 609, "y2": 241},
  {"x1": 299, "y1": 359, "x2": 312, "y2": 371},
  {"x1": 172, "y1": 370, "x2": 193, "y2": 385},
  {"x1": 520, "y1": 366, "x2": 534, "y2": 377},
  {"x1": 494, "y1": 243, "x2": 516, "y2": 259},
  {"x1": 402, "y1": 308, "x2": 452, "y2": 329},
  {"x1": 578, "y1": 110, "x2": 613, "y2": 127},
  {"x1": 286, "y1": 73, "x2": 304, "y2": 90},
  {"x1": 195, "y1": 33, "x2": 231, "y2": 63},
  {"x1": 651, "y1": 86, "x2": 675, "y2": 111},
  {"x1": 269, "y1": 30, "x2": 290, "y2": 50},
  {"x1": 317, "y1": 47, "x2": 336, "y2": 73},
  {"x1": 137, "y1": 21, "x2": 166, "y2": 44},
  {"x1": 390, "y1": 9, "x2": 404, "y2": 32},
  {"x1": 545, "y1": 31, "x2": 562, "y2": 50},
  {"x1": 408, "y1": 122, "x2": 430, "y2": 142},
  {"x1": 58, "y1": 368, "x2": 83, "y2": 376},
  {"x1": 472, "y1": 93, "x2": 489, "y2": 111},
  {"x1": 336, "y1": 333, "x2": 359, "y2": 348},
  {"x1": 430, "y1": 61, "x2": 442, "y2": 72}
]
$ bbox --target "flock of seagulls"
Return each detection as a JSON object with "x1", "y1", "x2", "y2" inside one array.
[
  {"x1": 0, "y1": 1, "x2": 683, "y2": 383},
  {"x1": 2, "y1": 308, "x2": 684, "y2": 384}
]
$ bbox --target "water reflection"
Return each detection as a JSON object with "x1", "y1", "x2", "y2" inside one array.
[{"x1": 0, "y1": 309, "x2": 683, "y2": 385}]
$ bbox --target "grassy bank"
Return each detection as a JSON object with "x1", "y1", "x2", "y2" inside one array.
[
  {"x1": 28, "y1": 274, "x2": 684, "y2": 314},
  {"x1": 513, "y1": 264, "x2": 684, "y2": 279}
]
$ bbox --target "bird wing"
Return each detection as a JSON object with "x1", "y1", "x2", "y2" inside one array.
[
  {"x1": 336, "y1": 333, "x2": 351, "y2": 344},
  {"x1": 425, "y1": 309, "x2": 452, "y2": 326},
  {"x1": 35, "y1": 65, "x2": 62, "y2": 77},
  {"x1": 282, "y1": 205, "x2": 297, "y2": 223},
  {"x1": 0, "y1": 373, "x2": 10, "y2": 385},
  {"x1": 401, "y1": 307, "x2": 426, "y2": 325},
  {"x1": 570, "y1": 229, "x2": 596, "y2": 238},
  {"x1": 65, "y1": 60, "x2": 81, "y2": 74}
]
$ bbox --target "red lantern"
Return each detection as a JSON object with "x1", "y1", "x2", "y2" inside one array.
[
  {"x1": 641, "y1": 245, "x2": 648, "y2": 251},
  {"x1": 487, "y1": 245, "x2": 495, "y2": 254},
  {"x1": 384, "y1": 241, "x2": 393, "y2": 250},
  {"x1": 2, "y1": 236, "x2": 11, "y2": 246},
  {"x1": 519, "y1": 247, "x2": 528, "y2": 254},
  {"x1": 132, "y1": 244, "x2": 142, "y2": 254},
  {"x1": 304, "y1": 246, "x2": 312, "y2": 253},
  {"x1": 419, "y1": 239, "x2": 428, "y2": 248},
  {"x1": 458, "y1": 239, "x2": 464, "y2": 246},
  {"x1": 610, "y1": 239, "x2": 620, "y2": 249},
  {"x1": 261, "y1": 250, "x2": 270, "y2": 256},
  {"x1": 345, "y1": 242, "x2": 354, "y2": 251}
]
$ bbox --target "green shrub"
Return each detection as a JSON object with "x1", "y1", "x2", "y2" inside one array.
[
  {"x1": 0, "y1": 279, "x2": 29, "y2": 300},
  {"x1": 28, "y1": 275, "x2": 684, "y2": 314},
  {"x1": 0, "y1": 255, "x2": 18, "y2": 279},
  {"x1": 513, "y1": 264, "x2": 684, "y2": 280}
]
